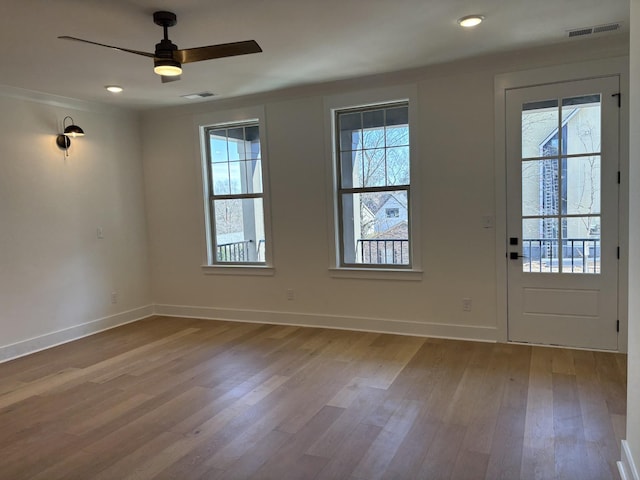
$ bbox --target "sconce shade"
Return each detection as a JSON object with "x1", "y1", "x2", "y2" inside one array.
[
  {"x1": 56, "y1": 134, "x2": 71, "y2": 149},
  {"x1": 63, "y1": 124, "x2": 85, "y2": 137}
]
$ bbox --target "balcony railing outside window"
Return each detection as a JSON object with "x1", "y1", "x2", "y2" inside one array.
[
  {"x1": 356, "y1": 239, "x2": 409, "y2": 265},
  {"x1": 216, "y1": 239, "x2": 265, "y2": 263},
  {"x1": 522, "y1": 238, "x2": 600, "y2": 273}
]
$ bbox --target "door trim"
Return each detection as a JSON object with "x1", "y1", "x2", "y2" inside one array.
[{"x1": 494, "y1": 57, "x2": 629, "y2": 352}]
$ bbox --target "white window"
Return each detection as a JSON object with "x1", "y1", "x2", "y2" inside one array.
[
  {"x1": 201, "y1": 118, "x2": 271, "y2": 267},
  {"x1": 335, "y1": 101, "x2": 412, "y2": 268}
]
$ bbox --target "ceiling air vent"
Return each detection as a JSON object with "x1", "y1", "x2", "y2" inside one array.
[
  {"x1": 181, "y1": 91, "x2": 216, "y2": 100},
  {"x1": 568, "y1": 22, "x2": 621, "y2": 38},
  {"x1": 593, "y1": 23, "x2": 620, "y2": 34},
  {"x1": 568, "y1": 27, "x2": 593, "y2": 38}
]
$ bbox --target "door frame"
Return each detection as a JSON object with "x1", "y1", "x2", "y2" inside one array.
[{"x1": 494, "y1": 57, "x2": 629, "y2": 352}]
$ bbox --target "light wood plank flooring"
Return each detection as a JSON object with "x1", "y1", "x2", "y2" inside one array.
[{"x1": 0, "y1": 316, "x2": 626, "y2": 479}]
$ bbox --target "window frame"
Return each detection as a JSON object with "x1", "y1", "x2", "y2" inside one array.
[
  {"x1": 196, "y1": 106, "x2": 274, "y2": 274},
  {"x1": 324, "y1": 85, "x2": 422, "y2": 279}
]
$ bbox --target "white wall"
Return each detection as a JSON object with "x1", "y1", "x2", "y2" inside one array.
[
  {"x1": 0, "y1": 88, "x2": 152, "y2": 361},
  {"x1": 142, "y1": 35, "x2": 629, "y2": 341},
  {"x1": 625, "y1": 0, "x2": 640, "y2": 476}
]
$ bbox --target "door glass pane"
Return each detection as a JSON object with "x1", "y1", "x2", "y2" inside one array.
[
  {"x1": 522, "y1": 159, "x2": 559, "y2": 216},
  {"x1": 522, "y1": 218, "x2": 559, "y2": 273},
  {"x1": 563, "y1": 156, "x2": 601, "y2": 215},
  {"x1": 562, "y1": 217, "x2": 600, "y2": 274},
  {"x1": 520, "y1": 94, "x2": 603, "y2": 276},
  {"x1": 562, "y1": 95, "x2": 601, "y2": 155},
  {"x1": 522, "y1": 99, "x2": 559, "y2": 159}
]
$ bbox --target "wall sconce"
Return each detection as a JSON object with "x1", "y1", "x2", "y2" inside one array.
[{"x1": 56, "y1": 116, "x2": 85, "y2": 155}]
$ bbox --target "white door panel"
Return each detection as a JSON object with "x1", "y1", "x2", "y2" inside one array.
[{"x1": 506, "y1": 76, "x2": 619, "y2": 350}]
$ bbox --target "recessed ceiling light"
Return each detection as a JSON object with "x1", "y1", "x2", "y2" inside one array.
[
  {"x1": 105, "y1": 85, "x2": 123, "y2": 93},
  {"x1": 458, "y1": 15, "x2": 484, "y2": 28}
]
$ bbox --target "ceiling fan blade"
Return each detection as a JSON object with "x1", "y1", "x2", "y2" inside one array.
[
  {"x1": 161, "y1": 74, "x2": 181, "y2": 83},
  {"x1": 58, "y1": 36, "x2": 155, "y2": 58},
  {"x1": 175, "y1": 40, "x2": 262, "y2": 64}
]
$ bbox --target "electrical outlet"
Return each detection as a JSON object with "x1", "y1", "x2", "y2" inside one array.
[
  {"x1": 286, "y1": 289, "x2": 294, "y2": 301},
  {"x1": 462, "y1": 298, "x2": 472, "y2": 312},
  {"x1": 97, "y1": 227, "x2": 104, "y2": 239},
  {"x1": 111, "y1": 291, "x2": 118, "y2": 304}
]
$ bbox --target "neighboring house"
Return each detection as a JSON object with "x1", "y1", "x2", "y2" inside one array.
[
  {"x1": 360, "y1": 192, "x2": 408, "y2": 238},
  {"x1": 357, "y1": 193, "x2": 409, "y2": 264},
  {"x1": 372, "y1": 193, "x2": 408, "y2": 236}
]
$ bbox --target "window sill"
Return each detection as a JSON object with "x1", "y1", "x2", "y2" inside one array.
[
  {"x1": 201, "y1": 265, "x2": 275, "y2": 276},
  {"x1": 329, "y1": 267, "x2": 423, "y2": 281}
]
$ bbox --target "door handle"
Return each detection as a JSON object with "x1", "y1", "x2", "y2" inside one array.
[{"x1": 510, "y1": 252, "x2": 526, "y2": 260}]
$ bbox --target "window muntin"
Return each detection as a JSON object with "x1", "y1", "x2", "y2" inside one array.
[
  {"x1": 336, "y1": 102, "x2": 411, "y2": 268},
  {"x1": 204, "y1": 123, "x2": 267, "y2": 264}
]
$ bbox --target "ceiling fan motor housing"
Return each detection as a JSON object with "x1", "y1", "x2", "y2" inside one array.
[{"x1": 155, "y1": 39, "x2": 179, "y2": 59}]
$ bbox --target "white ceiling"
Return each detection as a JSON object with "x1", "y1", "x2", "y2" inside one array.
[{"x1": 0, "y1": 0, "x2": 629, "y2": 110}]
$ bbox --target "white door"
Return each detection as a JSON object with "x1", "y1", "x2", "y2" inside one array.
[{"x1": 506, "y1": 76, "x2": 620, "y2": 350}]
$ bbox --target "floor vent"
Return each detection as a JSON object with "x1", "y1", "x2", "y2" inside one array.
[{"x1": 568, "y1": 22, "x2": 621, "y2": 38}]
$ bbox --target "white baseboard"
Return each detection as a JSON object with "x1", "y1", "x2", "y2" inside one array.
[
  {"x1": 153, "y1": 304, "x2": 498, "y2": 342},
  {"x1": 0, "y1": 305, "x2": 155, "y2": 364},
  {"x1": 619, "y1": 440, "x2": 639, "y2": 480},
  {"x1": 0, "y1": 303, "x2": 497, "y2": 364}
]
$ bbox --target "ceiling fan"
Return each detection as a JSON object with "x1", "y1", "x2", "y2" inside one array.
[{"x1": 59, "y1": 11, "x2": 262, "y2": 83}]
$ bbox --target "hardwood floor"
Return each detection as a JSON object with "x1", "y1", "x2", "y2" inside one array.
[{"x1": 0, "y1": 316, "x2": 626, "y2": 479}]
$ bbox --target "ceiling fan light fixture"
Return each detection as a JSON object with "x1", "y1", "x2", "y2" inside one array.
[
  {"x1": 457, "y1": 15, "x2": 485, "y2": 28},
  {"x1": 60, "y1": 11, "x2": 262, "y2": 82},
  {"x1": 154, "y1": 58, "x2": 182, "y2": 76}
]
